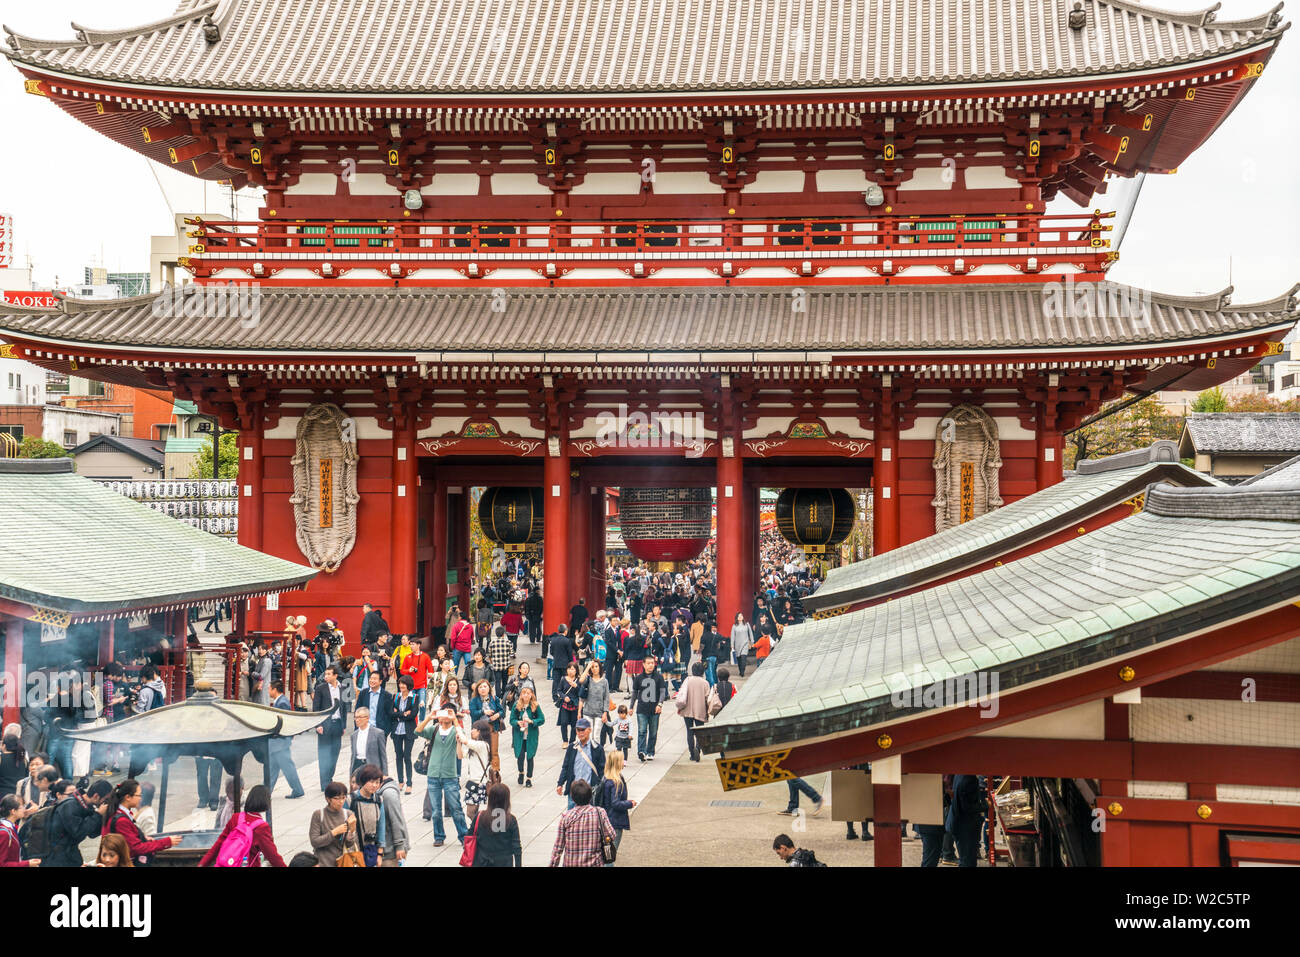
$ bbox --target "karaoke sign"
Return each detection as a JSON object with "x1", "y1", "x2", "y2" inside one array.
[{"x1": 0, "y1": 213, "x2": 11, "y2": 267}]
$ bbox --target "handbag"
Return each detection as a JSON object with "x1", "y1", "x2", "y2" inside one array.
[
  {"x1": 463, "y1": 748, "x2": 490, "y2": 807},
  {"x1": 458, "y1": 812, "x2": 481, "y2": 867},
  {"x1": 337, "y1": 837, "x2": 366, "y2": 868},
  {"x1": 601, "y1": 831, "x2": 617, "y2": 865},
  {"x1": 414, "y1": 740, "x2": 431, "y2": 776}
]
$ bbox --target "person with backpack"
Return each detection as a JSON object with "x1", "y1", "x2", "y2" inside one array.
[
  {"x1": 134, "y1": 664, "x2": 168, "y2": 713},
  {"x1": 706, "y1": 667, "x2": 737, "y2": 718},
  {"x1": 773, "y1": 833, "x2": 826, "y2": 867},
  {"x1": 0, "y1": 794, "x2": 36, "y2": 866},
  {"x1": 35, "y1": 778, "x2": 110, "y2": 867},
  {"x1": 198, "y1": 784, "x2": 286, "y2": 867},
  {"x1": 102, "y1": 779, "x2": 180, "y2": 866},
  {"x1": 351, "y1": 764, "x2": 409, "y2": 866}
]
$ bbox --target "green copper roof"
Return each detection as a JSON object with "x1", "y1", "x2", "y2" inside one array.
[
  {"x1": 698, "y1": 481, "x2": 1300, "y2": 755},
  {"x1": 806, "y1": 442, "x2": 1219, "y2": 612},
  {"x1": 164, "y1": 437, "x2": 207, "y2": 453},
  {"x1": 171, "y1": 400, "x2": 199, "y2": 416},
  {"x1": 0, "y1": 460, "x2": 314, "y2": 614}
]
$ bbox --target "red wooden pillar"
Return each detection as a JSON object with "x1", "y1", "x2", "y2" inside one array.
[
  {"x1": 449, "y1": 491, "x2": 470, "y2": 616},
  {"x1": 741, "y1": 482, "x2": 759, "y2": 623},
  {"x1": 240, "y1": 419, "x2": 265, "y2": 633},
  {"x1": 589, "y1": 485, "x2": 607, "y2": 611},
  {"x1": 543, "y1": 439, "x2": 571, "y2": 634},
  {"x1": 1037, "y1": 385, "x2": 1063, "y2": 490},
  {"x1": 391, "y1": 420, "x2": 418, "y2": 634},
  {"x1": 873, "y1": 379, "x2": 900, "y2": 554},
  {"x1": 1037, "y1": 427, "x2": 1064, "y2": 489},
  {"x1": 170, "y1": 610, "x2": 188, "y2": 701},
  {"x1": 97, "y1": 619, "x2": 114, "y2": 668},
  {"x1": 568, "y1": 474, "x2": 591, "y2": 617},
  {"x1": 716, "y1": 448, "x2": 744, "y2": 631},
  {"x1": 872, "y1": 757, "x2": 904, "y2": 866},
  {"x1": 431, "y1": 479, "x2": 449, "y2": 629},
  {"x1": 2, "y1": 618, "x2": 23, "y2": 728}
]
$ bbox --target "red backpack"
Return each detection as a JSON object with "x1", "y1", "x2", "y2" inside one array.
[{"x1": 213, "y1": 813, "x2": 265, "y2": 867}]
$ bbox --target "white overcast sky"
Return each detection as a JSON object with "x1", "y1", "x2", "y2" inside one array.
[{"x1": 0, "y1": 0, "x2": 1296, "y2": 300}]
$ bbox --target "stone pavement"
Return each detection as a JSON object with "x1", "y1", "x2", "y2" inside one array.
[
  {"x1": 74, "y1": 644, "x2": 967, "y2": 866},
  {"x1": 157, "y1": 641, "x2": 696, "y2": 866}
]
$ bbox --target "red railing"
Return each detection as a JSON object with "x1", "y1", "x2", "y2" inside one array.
[{"x1": 181, "y1": 212, "x2": 1114, "y2": 283}]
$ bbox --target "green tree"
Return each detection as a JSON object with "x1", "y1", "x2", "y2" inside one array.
[
  {"x1": 1066, "y1": 396, "x2": 1183, "y2": 468},
  {"x1": 1190, "y1": 387, "x2": 1228, "y2": 413},
  {"x1": 18, "y1": 436, "x2": 72, "y2": 458},
  {"x1": 192, "y1": 431, "x2": 240, "y2": 479}
]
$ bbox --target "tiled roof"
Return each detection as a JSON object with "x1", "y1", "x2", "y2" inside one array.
[
  {"x1": 697, "y1": 482, "x2": 1300, "y2": 755},
  {"x1": 70, "y1": 434, "x2": 165, "y2": 468},
  {"x1": 1241, "y1": 453, "x2": 1300, "y2": 488},
  {"x1": 3, "y1": 0, "x2": 1287, "y2": 95},
  {"x1": 0, "y1": 459, "x2": 314, "y2": 613},
  {"x1": 1182, "y1": 412, "x2": 1300, "y2": 455},
  {"x1": 805, "y1": 441, "x2": 1217, "y2": 612},
  {"x1": 0, "y1": 284, "x2": 1294, "y2": 356}
]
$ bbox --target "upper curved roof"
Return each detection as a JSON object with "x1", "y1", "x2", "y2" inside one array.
[{"x1": 3, "y1": 0, "x2": 1288, "y2": 96}]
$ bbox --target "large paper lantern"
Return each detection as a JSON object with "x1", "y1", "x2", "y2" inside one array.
[
  {"x1": 478, "y1": 487, "x2": 544, "y2": 553},
  {"x1": 619, "y1": 487, "x2": 712, "y2": 562},
  {"x1": 776, "y1": 488, "x2": 854, "y2": 554}
]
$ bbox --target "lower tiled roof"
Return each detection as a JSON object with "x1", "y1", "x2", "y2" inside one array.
[
  {"x1": 0, "y1": 459, "x2": 314, "y2": 613},
  {"x1": 698, "y1": 483, "x2": 1300, "y2": 755},
  {"x1": 805, "y1": 442, "x2": 1217, "y2": 612},
  {"x1": 0, "y1": 284, "x2": 1295, "y2": 356},
  {"x1": 1183, "y1": 412, "x2": 1300, "y2": 455}
]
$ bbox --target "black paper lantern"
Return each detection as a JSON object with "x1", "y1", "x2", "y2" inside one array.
[
  {"x1": 478, "y1": 487, "x2": 544, "y2": 552},
  {"x1": 775, "y1": 488, "x2": 854, "y2": 554}
]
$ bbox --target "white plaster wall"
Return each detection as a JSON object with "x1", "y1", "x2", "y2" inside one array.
[
  {"x1": 651, "y1": 172, "x2": 723, "y2": 194},
  {"x1": 743, "y1": 170, "x2": 805, "y2": 193},
  {"x1": 284, "y1": 173, "x2": 340, "y2": 196},
  {"x1": 490, "y1": 173, "x2": 552, "y2": 195},
  {"x1": 569, "y1": 173, "x2": 642, "y2": 195},
  {"x1": 965, "y1": 165, "x2": 1018, "y2": 189},
  {"x1": 421, "y1": 175, "x2": 480, "y2": 196},
  {"x1": 975, "y1": 700, "x2": 1104, "y2": 739},
  {"x1": 898, "y1": 166, "x2": 955, "y2": 191}
]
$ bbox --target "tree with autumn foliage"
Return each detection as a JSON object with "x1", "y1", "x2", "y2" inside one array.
[{"x1": 1066, "y1": 396, "x2": 1183, "y2": 468}]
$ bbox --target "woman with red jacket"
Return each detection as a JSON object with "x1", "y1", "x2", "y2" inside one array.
[
  {"x1": 0, "y1": 795, "x2": 35, "y2": 866},
  {"x1": 401, "y1": 640, "x2": 435, "y2": 719},
  {"x1": 101, "y1": 780, "x2": 179, "y2": 866},
  {"x1": 448, "y1": 610, "x2": 476, "y2": 674},
  {"x1": 198, "y1": 785, "x2": 286, "y2": 867}
]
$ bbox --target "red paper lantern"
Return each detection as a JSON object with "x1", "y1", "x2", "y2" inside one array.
[{"x1": 619, "y1": 487, "x2": 712, "y2": 562}]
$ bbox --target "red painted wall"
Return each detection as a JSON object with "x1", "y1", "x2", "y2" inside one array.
[
  {"x1": 897, "y1": 438, "x2": 1039, "y2": 547},
  {"x1": 246, "y1": 437, "x2": 398, "y2": 651}
]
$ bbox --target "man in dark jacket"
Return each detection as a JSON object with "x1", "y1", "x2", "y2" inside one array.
[
  {"x1": 569, "y1": 597, "x2": 589, "y2": 635},
  {"x1": 548, "y1": 624, "x2": 573, "y2": 704},
  {"x1": 312, "y1": 666, "x2": 346, "y2": 791},
  {"x1": 43, "y1": 779, "x2": 111, "y2": 867},
  {"x1": 354, "y1": 669, "x2": 396, "y2": 736},
  {"x1": 773, "y1": 833, "x2": 826, "y2": 867},
  {"x1": 947, "y1": 774, "x2": 986, "y2": 867},
  {"x1": 555, "y1": 717, "x2": 605, "y2": 810},
  {"x1": 359, "y1": 603, "x2": 388, "y2": 651},
  {"x1": 524, "y1": 588, "x2": 544, "y2": 648}
]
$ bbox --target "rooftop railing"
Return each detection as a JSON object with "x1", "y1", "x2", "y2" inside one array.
[{"x1": 181, "y1": 211, "x2": 1114, "y2": 284}]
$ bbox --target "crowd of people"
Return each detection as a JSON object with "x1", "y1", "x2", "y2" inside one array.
[{"x1": 0, "y1": 531, "x2": 864, "y2": 868}]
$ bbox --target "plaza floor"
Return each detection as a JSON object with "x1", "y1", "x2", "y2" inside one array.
[{"x1": 75, "y1": 638, "x2": 944, "y2": 866}]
